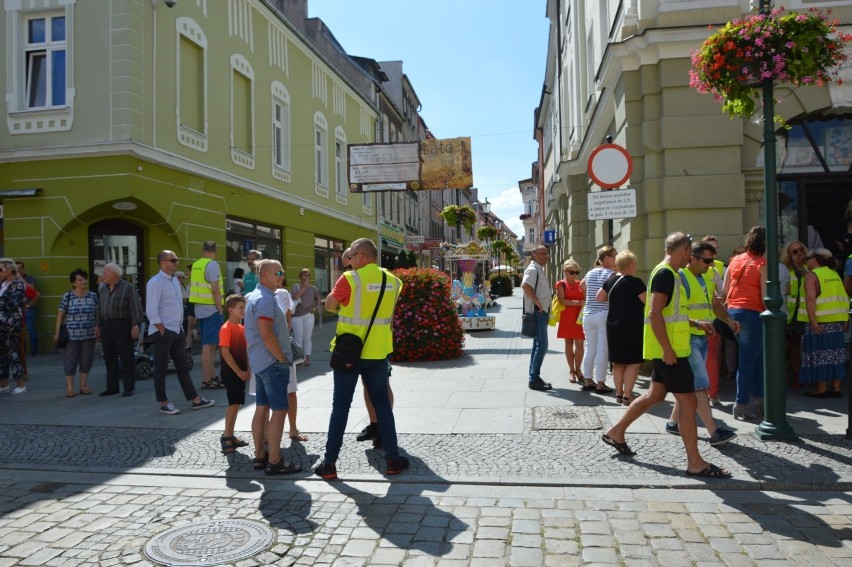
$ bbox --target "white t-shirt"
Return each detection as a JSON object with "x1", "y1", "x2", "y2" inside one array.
[{"x1": 522, "y1": 261, "x2": 550, "y2": 313}]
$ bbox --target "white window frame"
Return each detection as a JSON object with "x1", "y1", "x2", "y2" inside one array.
[
  {"x1": 229, "y1": 54, "x2": 255, "y2": 169},
  {"x1": 6, "y1": 2, "x2": 76, "y2": 135},
  {"x1": 334, "y1": 126, "x2": 347, "y2": 205},
  {"x1": 176, "y1": 17, "x2": 208, "y2": 152},
  {"x1": 314, "y1": 111, "x2": 329, "y2": 197},
  {"x1": 362, "y1": 191, "x2": 372, "y2": 215},
  {"x1": 271, "y1": 81, "x2": 291, "y2": 183}
]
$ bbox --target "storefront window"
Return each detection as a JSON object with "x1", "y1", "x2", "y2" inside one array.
[
  {"x1": 314, "y1": 236, "x2": 345, "y2": 295},
  {"x1": 225, "y1": 218, "x2": 281, "y2": 294}
]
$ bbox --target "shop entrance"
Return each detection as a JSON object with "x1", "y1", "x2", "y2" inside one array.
[{"x1": 89, "y1": 220, "x2": 144, "y2": 299}]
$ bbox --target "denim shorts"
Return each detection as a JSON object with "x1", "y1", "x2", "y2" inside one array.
[
  {"x1": 198, "y1": 312, "x2": 222, "y2": 345},
  {"x1": 254, "y1": 362, "x2": 290, "y2": 411},
  {"x1": 687, "y1": 335, "x2": 710, "y2": 392}
]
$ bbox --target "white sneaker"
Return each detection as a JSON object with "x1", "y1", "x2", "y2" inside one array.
[
  {"x1": 0, "y1": 386, "x2": 10, "y2": 394},
  {"x1": 11, "y1": 386, "x2": 26, "y2": 396}
]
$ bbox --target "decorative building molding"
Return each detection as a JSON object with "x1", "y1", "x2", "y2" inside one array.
[{"x1": 228, "y1": 0, "x2": 253, "y2": 51}]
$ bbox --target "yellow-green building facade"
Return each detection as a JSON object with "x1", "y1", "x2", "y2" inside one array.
[
  {"x1": 1, "y1": 0, "x2": 381, "y2": 344},
  {"x1": 538, "y1": 0, "x2": 852, "y2": 278}
]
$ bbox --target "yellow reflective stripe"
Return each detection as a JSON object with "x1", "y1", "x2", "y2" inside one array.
[{"x1": 338, "y1": 316, "x2": 394, "y2": 325}]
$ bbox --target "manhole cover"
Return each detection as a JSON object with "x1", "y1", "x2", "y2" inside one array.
[
  {"x1": 144, "y1": 519, "x2": 274, "y2": 566},
  {"x1": 532, "y1": 406, "x2": 603, "y2": 430}
]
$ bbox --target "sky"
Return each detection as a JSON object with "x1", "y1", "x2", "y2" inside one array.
[{"x1": 308, "y1": 1, "x2": 550, "y2": 238}]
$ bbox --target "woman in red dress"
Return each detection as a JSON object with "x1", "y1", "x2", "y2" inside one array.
[{"x1": 556, "y1": 260, "x2": 585, "y2": 383}]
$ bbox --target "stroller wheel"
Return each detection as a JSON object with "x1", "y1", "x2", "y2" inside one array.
[{"x1": 135, "y1": 359, "x2": 153, "y2": 380}]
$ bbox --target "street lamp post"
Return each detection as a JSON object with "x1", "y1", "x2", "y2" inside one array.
[{"x1": 755, "y1": 0, "x2": 796, "y2": 440}]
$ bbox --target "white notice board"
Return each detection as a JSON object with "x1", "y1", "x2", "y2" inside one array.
[{"x1": 587, "y1": 189, "x2": 637, "y2": 221}]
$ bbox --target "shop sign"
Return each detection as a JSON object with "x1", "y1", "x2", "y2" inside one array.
[{"x1": 381, "y1": 222, "x2": 405, "y2": 247}]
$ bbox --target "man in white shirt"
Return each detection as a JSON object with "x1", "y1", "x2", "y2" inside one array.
[
  {"x1": 522, "y1": 246, "x2": 552, "y2": 390},
  {"x1": 147, "y1": 250, "x2": 215, "y2": 415}
]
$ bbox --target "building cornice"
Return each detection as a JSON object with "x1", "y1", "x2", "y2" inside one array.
[{"x1": 0, "y1": 142, "x2": 378, "y2": 231}]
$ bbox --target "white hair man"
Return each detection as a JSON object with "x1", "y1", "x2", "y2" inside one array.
[{"x1": 97, "y1": 263, "x2": 144, "y2": 396}]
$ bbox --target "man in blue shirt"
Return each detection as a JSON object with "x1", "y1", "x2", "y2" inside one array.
[
  {"x1": 244, "y1": 258, "x2": 300, "y2": 475},
  {"x1": 146, "y1": 250, "x2": 215, "y2": 415}
]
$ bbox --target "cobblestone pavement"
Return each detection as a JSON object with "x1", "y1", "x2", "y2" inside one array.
[
  {"x1": 1, "y1": 471, "x2": 852, "y2": 566},
  {"x1": 4, "y1": 292, "x2": 852, "y2": 564}
]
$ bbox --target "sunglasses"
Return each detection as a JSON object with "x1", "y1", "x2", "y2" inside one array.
[
  {"x1": 693, "y1": 256, "x2": 715, "y2": 265},
  {"x1": 164, "y1": 258, "x2": 178, "y2": 263},
  {"x1": 566, "y1": 270, "x2": 580, "y2": 275},
  {"x1": 348, "y1": 252, "x2": 364, "y2": 260},
  {"x1": 272, "y1": 270, "x2": 284, "y2": 276},
  {"x1": 791, "y1": 247, "x2": 805, "y2": 254}
]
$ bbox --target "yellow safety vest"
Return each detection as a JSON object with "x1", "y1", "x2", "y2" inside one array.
[
  {"x1": 644, "y1": 262, "x2": 690, "y2": 359},
  {"x1": 680, "y1": 268, "x2": 714, "y2": 336},
  {"x1": 189, "y1": 257, "x2": 223, "y2": 305},
  {"x1": 811, "y1": 266, "x2": 848, "y2": 323},
  {"x1": 335, "y1": 263, "x2": 401, "y2": 359},
  {"x1": 788, "y1": 268, "x2": 808, "y2": 323}
]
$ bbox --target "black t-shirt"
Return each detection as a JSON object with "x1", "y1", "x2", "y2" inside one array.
[{"x1": 649, "y1": 266, "x2": 675, "y2": 307}]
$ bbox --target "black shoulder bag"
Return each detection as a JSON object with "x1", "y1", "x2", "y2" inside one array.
[
  {"x1": 330, "y1": 271, "x2": 387, "y2": 372},
  {"x1": 521, "y1": 270, "x2": 539, "y2": 338}
]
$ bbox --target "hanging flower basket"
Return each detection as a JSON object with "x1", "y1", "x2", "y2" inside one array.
[
  {"x1": 689, "y1": 8, "x2": 852, "y2": 120},
  {"x1": 441, "y1": 205, "x2": 477, "y2": 231},
  {"x1": 477, "y1": 225, "x2": 498, "y2": 241}
]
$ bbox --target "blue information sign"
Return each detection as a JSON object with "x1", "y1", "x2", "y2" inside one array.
[{"x1": 543, "y1": 230, "x2": 556, "y2": 244}]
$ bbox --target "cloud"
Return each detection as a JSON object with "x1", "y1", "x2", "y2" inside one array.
[{"x1": 482, "y1": 186, "x2": 525, "y2": 239}]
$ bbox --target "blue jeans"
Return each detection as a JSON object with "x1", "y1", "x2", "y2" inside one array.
[
  {"x1": 687, "y1": 335, "x2": 710, "y2": 391},
  {"x1": 528, "y1": 310, "x2": 549, "y2": 382},
  {"x1": 728, "y1": 308, "x2": 764, "y2": 404},
  {"x1": 325, "y1": 358, "x2": 399, "y2": 462},
  {"x1": 25, "y1": 308, "x2": 38, "y2": 355}
]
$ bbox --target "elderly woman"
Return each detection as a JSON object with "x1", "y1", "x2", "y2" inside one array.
[
  {"x1": 0, "y1": 259, "x2": 27, "y2": 395},
  {"x1": 55, "y1": 268, "x2": 99, "y2": 397},
  {"x1": 580, "y1": 246, "x2": 617, "y2": 392},
  {"x1": 723, "y1": 226, "x2": 768, "y2": 420},
  {"x1": 801, "y1": 248, "x2": 848, "y2": 398},
  {"x1": 596, "y1": 250, "x2": 646, "y2": 404},
  {"x1": 291, "y1": 268, "x2": 320, "y2": 367},
  {"x1": 782, "y1": 240, "x2": 808, "y2": 386},
  {"x1": 555, "y1": 259, "x2": 585, "y2": 383}
]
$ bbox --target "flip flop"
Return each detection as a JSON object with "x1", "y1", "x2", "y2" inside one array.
[
  {"x1": 602, "y1": 434, "x2": 636, "y2": 456},
  {"x1": 289, "y1": 431, "x2": 309, "y2": 441},
  {"x1": 686, "y1": 464, "x2": 732, "y2": 478},
  {"x1": 65, "y1": 391, "x2": 76, "y2": 398},
  {"x1": 79, "y1": 387, "x2": 92, "y2": 395}
]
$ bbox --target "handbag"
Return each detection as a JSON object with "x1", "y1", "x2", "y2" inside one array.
[
  {"x1": 521, "y1": 270, "x2": 540, "y2": 337},
  {"x1": 330, "y1": 271, "x2": 387, "y2": 372},
  {"x1": 548, "y1": 281, "x2": 566, "y2": 327},
  {"x1": 290, "y1": 335, "x2": 305, "y2": 364},
  {"x1": 56, "y1": 323, "x2": 69, "y2": 348},
  {"x1": 55, "y1": 292, "x2": 70, "y2": 348}
]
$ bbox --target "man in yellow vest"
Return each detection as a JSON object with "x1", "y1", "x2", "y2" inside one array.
[
  {"x1": 316, "y1": 238, "x2": 407, "y2": 479},
  {"x1": 603, "y1": 232, "x2": 731, "y2": 478},
  {"x1": 665, "y1": 241, "x2": 739, "y2": 446},
  {"x1": 189, "y1": 240, "x2": 224, "y2": 390}
]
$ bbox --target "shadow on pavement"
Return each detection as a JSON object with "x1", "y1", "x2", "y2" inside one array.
[{"x1": 329, "y1": 459, "x2": 469, "y2": 555}]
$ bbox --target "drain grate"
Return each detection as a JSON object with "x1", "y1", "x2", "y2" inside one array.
[
  {"x1": 144, "y1": 519, "x2": 274, "y2": 566},
  {"x1": 532, "y1": 406, "x2": 603, "y2": 430}
]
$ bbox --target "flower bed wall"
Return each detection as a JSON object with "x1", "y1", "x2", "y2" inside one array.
[{"x1": 391, "y1": 268, "x2": 465, "y2": 361}]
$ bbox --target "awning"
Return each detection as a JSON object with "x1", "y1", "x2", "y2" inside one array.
[{"x1": 381, "y1": 239, "x2": 404, "y2": 253}]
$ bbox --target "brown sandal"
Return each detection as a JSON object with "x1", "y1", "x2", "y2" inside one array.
[{"x1": 569, "y1": 371, "x2": 578, "y2": 384}]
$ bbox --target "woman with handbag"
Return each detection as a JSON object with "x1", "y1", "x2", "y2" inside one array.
[
  {"x1": 782, "y1": 240, "x2": 808, "y2": 387},
  {"x1": 580, "y1": 246, "x2": 617, "y2": 392},
  {"x1": 291, "y1": 268, "x2": 320, "y2": 367},
  {"x1": 596, "y1": 251, "x2": 646, "y2": 404},
  {"x1": 555, "y1": 260, "x2": 585, "y2": 383},
  {"x1": 274, "y1": 278, "x2": 308, "y2": 442},
  {"x1": 54, "y1": 268, "x2": 99, "y2": 397}
]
